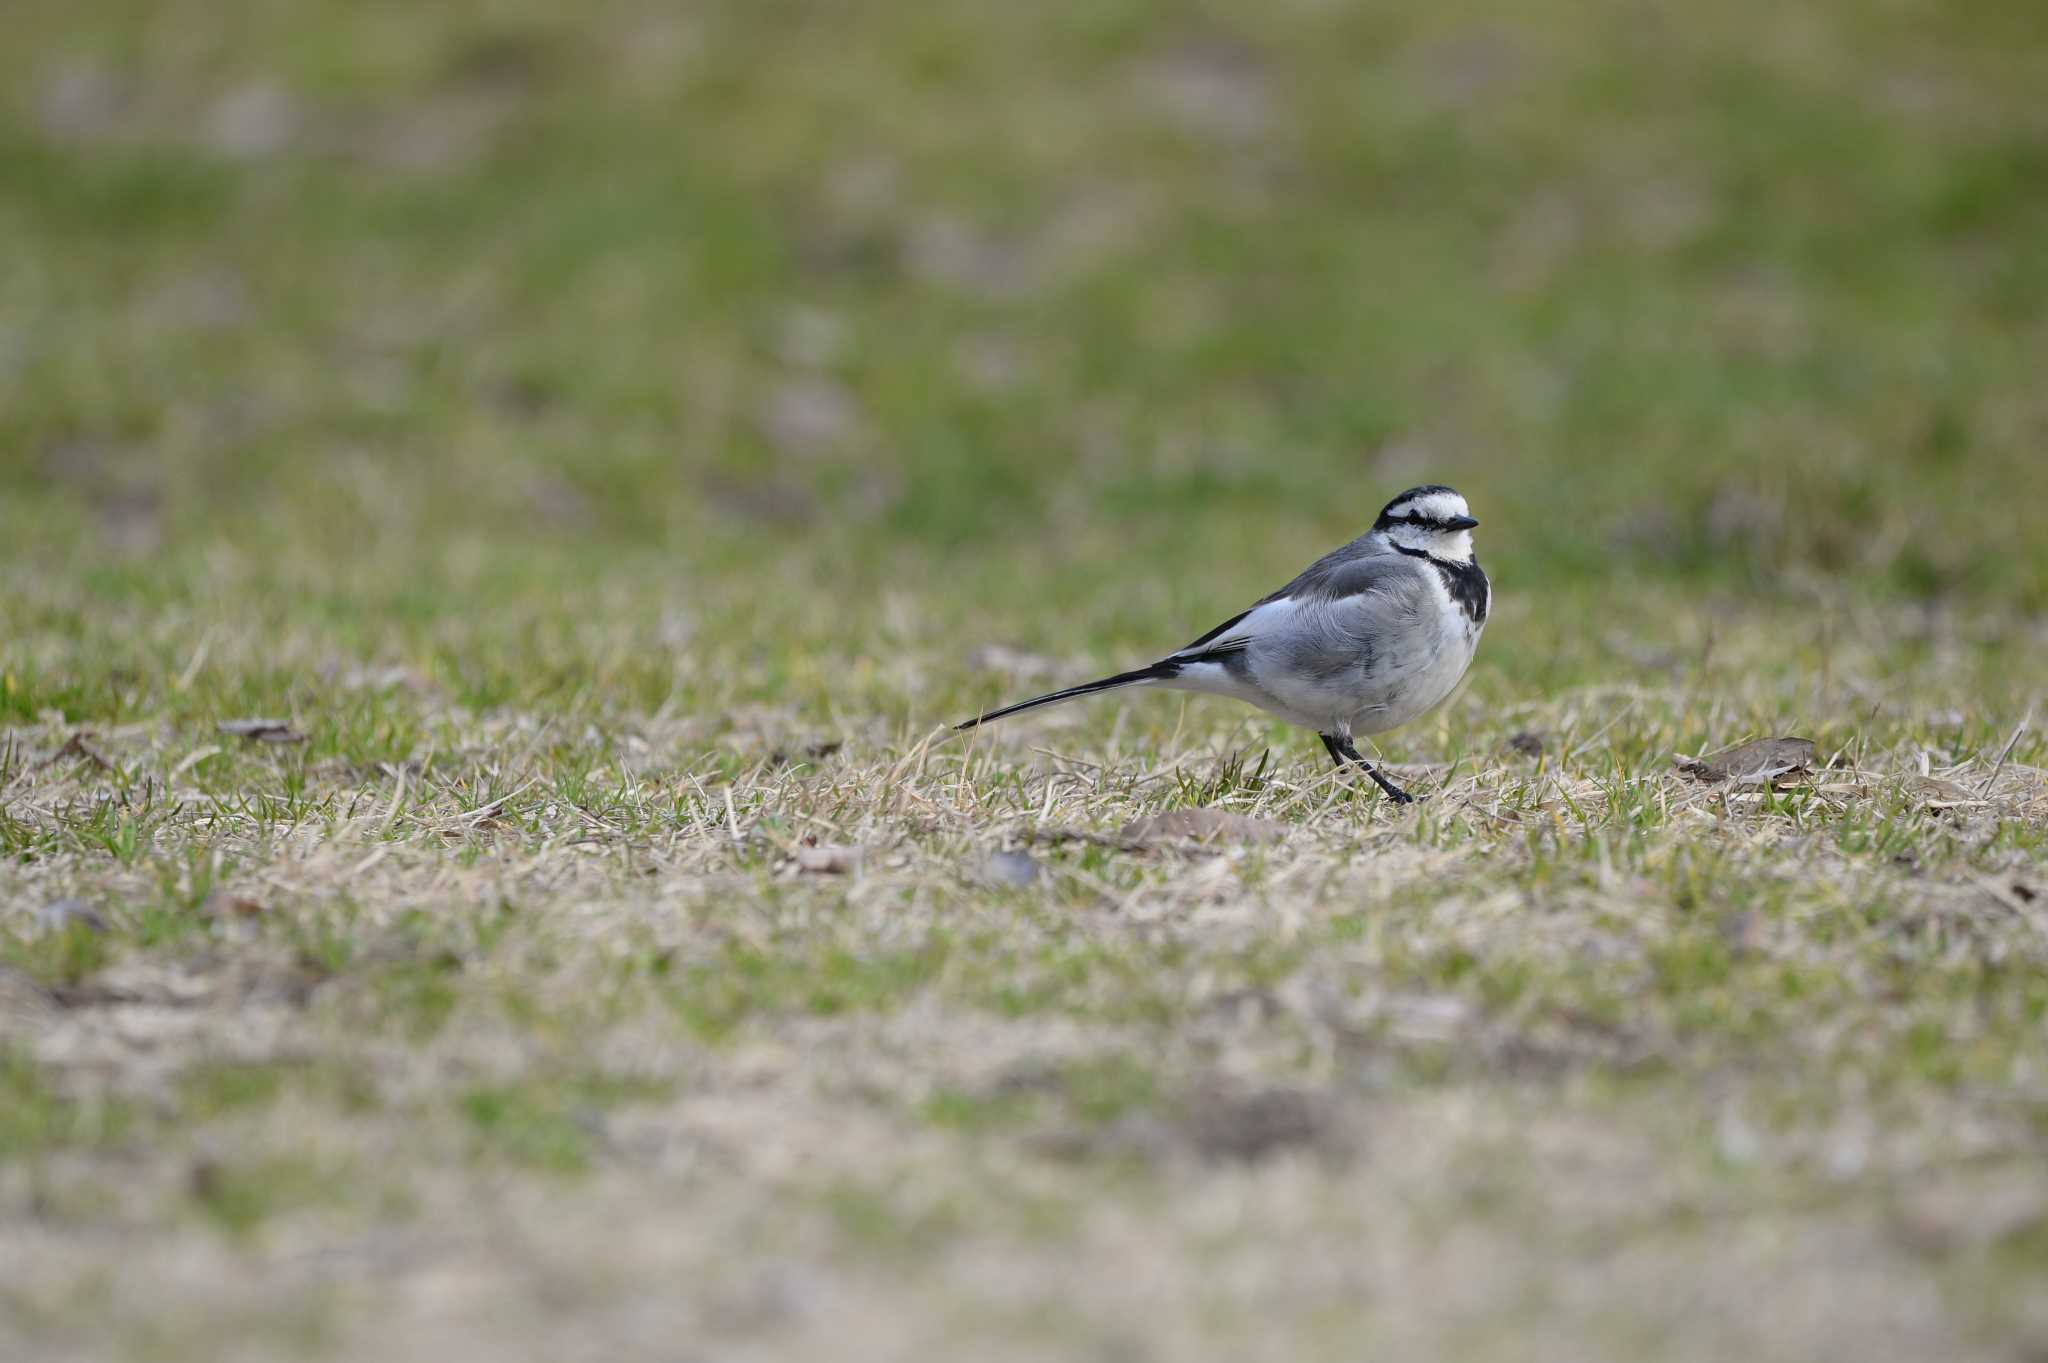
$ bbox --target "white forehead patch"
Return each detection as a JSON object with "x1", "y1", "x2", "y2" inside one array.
[{"x1": 1389, "y1": 491, "x2": 1470, "y2": 523}]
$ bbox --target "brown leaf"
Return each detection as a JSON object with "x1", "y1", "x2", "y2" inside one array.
[
  {"x1": 1894, "y1": 1177, "x2": 2048, "y2": 1254},
  {"x1": 201, "y1": 892, "x2": 269, "y2": 920},
  {"x1": 1677, "y1": 737, "x2": 1815, "y2": 787},
  {"x1": 1038, "y1": 1081, "x2": 1339, "y2": 1166},
  {"x1": 1181, "y1": 1083, "x2": 1335, "y2": 1163},
  {"x1": 36, "y1": 732, "x2": 114, "y2": 772},
  {"x1": 217, "y1": 718, "x2": 308, "y2": 744},
  {"x1": 1907, "y1": 774, "x2": 1984, "y2": 810},
  {"x1": 1119, "y1": 809, "x2": 1285, "y2": 847},
  {"x1": 768, "y1": 739, "x2": 843, "y2": 768}
]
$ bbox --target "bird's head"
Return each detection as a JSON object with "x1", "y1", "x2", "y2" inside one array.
[{"x1": 1373, "y1": 485, "x2": 1479, "y2": 563}]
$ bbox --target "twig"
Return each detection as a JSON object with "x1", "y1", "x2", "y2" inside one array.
[
  {"x1": 36, "y1": 732, "x2": 115, "y2": 774},
  {"x1": 1978, "y1": 713, "x2": 2030, "y2": 797}
]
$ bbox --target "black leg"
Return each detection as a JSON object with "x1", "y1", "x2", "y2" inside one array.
[
  {"x1": 1319, "y1": 733, "x2": 1348, "y2": 768},
  {"x1": 1332, "y1": 734, "x2": 1416, "y2": 805}
]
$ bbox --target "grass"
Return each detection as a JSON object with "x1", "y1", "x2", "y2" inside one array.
[{"x1": 3, "y1": 0, "x2": 2047, "y2": 1360}]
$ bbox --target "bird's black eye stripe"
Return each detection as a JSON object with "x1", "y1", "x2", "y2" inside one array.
[{"x1": 1395, "y1": 513, "x2": 1461, "y2": 530}]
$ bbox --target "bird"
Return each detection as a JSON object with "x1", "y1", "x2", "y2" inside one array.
[{"x1": 956, "y1": 485, "x2": 1489, "y2": 803}]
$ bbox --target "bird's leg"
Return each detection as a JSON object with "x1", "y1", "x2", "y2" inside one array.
[
  {"x1": 1319, "y1": 733, "x2": 1349, "y2": 768},
  {"x1": 1331, "y1": 734, "x2": 1416, "y2": 805}
]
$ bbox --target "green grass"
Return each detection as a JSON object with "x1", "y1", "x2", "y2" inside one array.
[{"x1": 3, "y1": 1, "x2": 2047, "y2": 1360}]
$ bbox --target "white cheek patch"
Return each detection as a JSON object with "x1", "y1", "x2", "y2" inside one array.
[
  {"x1": 1388, "y1": 521, "x2": 1474, "y2": 563},
  {"x1": 1387, "y1": 524, "x2": 1433, "y2": 551}
]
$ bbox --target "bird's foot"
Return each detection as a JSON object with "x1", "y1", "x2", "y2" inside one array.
[
  {"x1": 1321, "y1": 733, "x2": 1419, "y2": 805},
  {"x1": 1368, "y1": 772, "x2": 1417, "y2": 805}
]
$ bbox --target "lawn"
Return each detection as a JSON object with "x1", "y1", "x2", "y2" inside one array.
[{"x1": 3, "y1": 2, "x2": 2046, "y2": 1359}]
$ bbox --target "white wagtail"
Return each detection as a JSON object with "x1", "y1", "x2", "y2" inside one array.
[{"x1": 958, "y1": 485, "x2": 1489, "y2": 803}]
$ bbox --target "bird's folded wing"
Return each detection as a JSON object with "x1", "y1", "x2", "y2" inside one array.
[
  {"x1": 1173, "y1": 605, "x2": 1256, "y2": 657},
  {"x1": 1170, "y1": 599, "x2": 1284, "y2": 661},
  {"x1": 1169, "y1": 553, "x2": 1413, "y2": 662}
]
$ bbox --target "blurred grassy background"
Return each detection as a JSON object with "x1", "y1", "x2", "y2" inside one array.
[
  {"x1": 2, "y1": 0, "x2": 2044, "y2": 723},
  {"x1": 6, "y1": 11, "x2": 2048, "y2": 1356}
]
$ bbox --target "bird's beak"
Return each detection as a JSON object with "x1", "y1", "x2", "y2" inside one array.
[{"x1": 1445, "y1": 515, "x2": 1479, "y2": 530}]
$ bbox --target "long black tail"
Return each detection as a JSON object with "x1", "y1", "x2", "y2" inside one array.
[{"x1": 956, "y1": 662, "x2": 1178, "y2": 730}]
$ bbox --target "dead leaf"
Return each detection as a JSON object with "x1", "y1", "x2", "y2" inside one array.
[
  {"x1": 1180, "y1": 1082, "x2": 1335, "y2": 1163},
  {"x1": 768, "y1": 740, "x2": 843, "y2": 768},
  {"x1": 36, "y1": 732, "x2": 114, "y2": 773},
  {"x1": 201, "y1": 892, "x2": 269, "y2": 920},
  {"x1": 1021, "y1": 826, "x2": 1128, "y2": 850},
  {"x1": 1119, "y1": 810, "x2": 1285, "y2": 847},
  {"x1": 218, "y1": 718, "x2": 308, "y2": 744},
  {"x1": 1676, "y1": 737, "x2": 1815, "y2": 787},
  {"x1": 1038, "y1": 1080, "x2": 1338, "y2": 1166},
  {"x1": 188, "y1": 1157, "x2": 226, "y2": 1202},
  {"x1": 1894, "y1": 1177, "x2": 2048, "y2": 1254},
  {"x1": 794, "y1": 845, "x2": 862, "y2": 875},
  {"x1": 47, "y1": 961, "x2": 215, "y2": 1011},
  {"x1": 1908, "y1": 774, "x2": 1985, "y2": 811}
]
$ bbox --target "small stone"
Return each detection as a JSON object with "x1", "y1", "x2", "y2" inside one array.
[
  {"x1": 38, "y1": 60, "x2": 126, "y2": 142},
  {"x1": 982, "y1": 850, "x2": 1042, "y2": 887},
  {"x1": 794, "y1": 845, "x2": 861, "y2": 875},
  {"x1": 217, "y1": 718, "x2": 307, "y2": 744},
  {"x1": 757, "y1": 378, "x2": 862, "y2": 458},
  {"x1": 201, "y1": 81, "x2": 300, "y2": 160},
  {"x1": 36, "y1": 898, "x2": 109, "y2": 934}
]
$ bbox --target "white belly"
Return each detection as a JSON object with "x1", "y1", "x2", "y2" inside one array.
[{"x1": 1347, "y1": 617, "x2": 1480, "y2": 734}]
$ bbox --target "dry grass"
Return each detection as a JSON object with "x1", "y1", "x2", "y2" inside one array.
[{"x1": 4, "y1": 599, "x2": 2046, "y2": 1362}]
